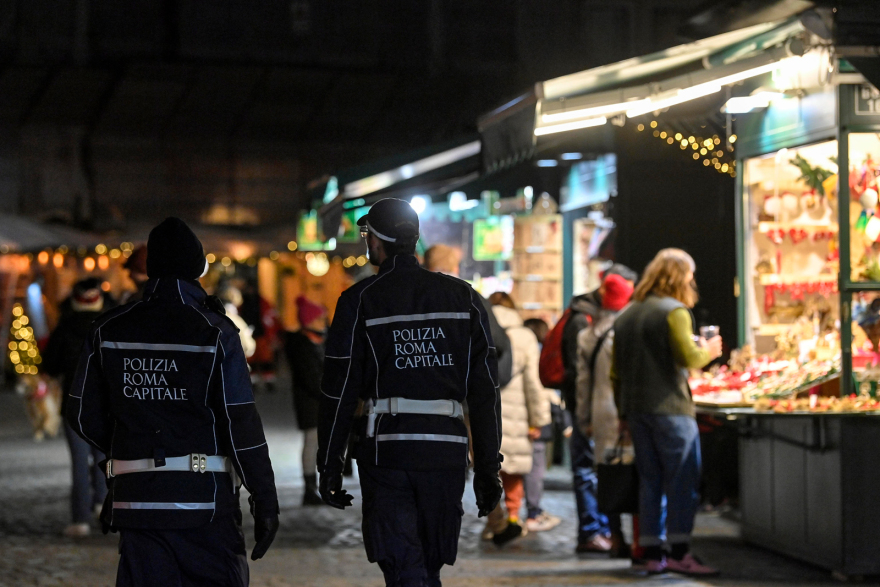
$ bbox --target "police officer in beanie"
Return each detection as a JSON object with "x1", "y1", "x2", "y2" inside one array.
[
  {"x1": 66, "y1": 217, "x2": 279, "y2": 587},
  {"x1": 317, "y1": 198, "x2": 503, "y2": 587}
]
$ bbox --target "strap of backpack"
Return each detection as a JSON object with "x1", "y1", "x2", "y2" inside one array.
[{"x1": 588, "y1": 327, "x2": 613, "y2": 398}]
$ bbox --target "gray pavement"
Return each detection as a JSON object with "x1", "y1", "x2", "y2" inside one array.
[{"x1": 0, "y1": 380, "x2": 865, "y2": 586}]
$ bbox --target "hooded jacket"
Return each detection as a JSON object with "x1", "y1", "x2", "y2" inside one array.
[
  {"x1": 575, "y1": 309, "x2": 620, "y2": 460},
  {"x1": 317, "y1": 254, "x2": 502, "y2": 475},
  {"x1": 492, "y1": 305, "x2": 552, "y2": 476},
  {"x1": 65, "y1": 278, "x2": 278, "y2": 530}
]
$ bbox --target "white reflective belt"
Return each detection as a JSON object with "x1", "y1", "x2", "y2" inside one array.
[
  {"x1": 113, "y1": 502, "x2": 215, "y2": 510},
  {"x1": 364, "y1": 397, "x2": 464, "y2": 438},
  {"x1": 365, "y1": 312, "x2": 470, "y2": 327},
  {"x1": 106, "y1": 454, "x2": 231, "y2": 478},
  {"x1": 376, "y1": 433, "x2": 468, "y2": 444}
]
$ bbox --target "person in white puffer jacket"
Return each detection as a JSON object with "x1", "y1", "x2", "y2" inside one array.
[{"x1": 484, "y1": 293, "x2": 551, "y2": 546}]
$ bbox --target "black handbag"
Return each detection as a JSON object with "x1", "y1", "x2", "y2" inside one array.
[{"x1": 596, "y1": 438, "x2": 639, "y2": 515}]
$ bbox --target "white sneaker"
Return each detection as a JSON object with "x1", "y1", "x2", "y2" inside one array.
[
  {"x1": 526, "y1": 512, "x2": 562, "y2": 532},
  {"x1": 63, "y1": 523, "x2": 90, "y2": 537}
]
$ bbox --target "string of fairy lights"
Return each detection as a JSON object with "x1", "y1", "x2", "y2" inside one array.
[{"x1": 636, "y1": 120, "x2": 738, "y2": 178}]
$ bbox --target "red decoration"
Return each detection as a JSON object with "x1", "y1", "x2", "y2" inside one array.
[
  {"x1": 763, "y1": 281, "x2": 837, "y2": 314},
  {"x1": 789, "y1": 228, "x2": 808, "y2": 244}
]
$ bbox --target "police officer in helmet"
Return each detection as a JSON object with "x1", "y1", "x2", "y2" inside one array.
[
  {"x1": 66, "y1": 217, "x2": 279, "y2": 587},
  {"x1": 317, "y1": 198, "x2": 503, "y2": 587}
]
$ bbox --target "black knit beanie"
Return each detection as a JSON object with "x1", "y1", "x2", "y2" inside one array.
[{"x1": 146, "y1": 217, "x2": 206, "y2": 280}]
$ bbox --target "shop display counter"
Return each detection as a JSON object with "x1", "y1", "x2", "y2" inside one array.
[{"x1": 697, "y1": 404, "x2": 880, "y2": 578}]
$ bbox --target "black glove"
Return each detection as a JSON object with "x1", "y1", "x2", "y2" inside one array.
[
  {"x1": 248, "y1": 495, "x2": 279, "y2": 561},
  {"x1": 473, "y1": 469, "x2": 502, "y2": 517},
  {"x1": 319, "y1": 471, "x2": 354, "y2": 509}
]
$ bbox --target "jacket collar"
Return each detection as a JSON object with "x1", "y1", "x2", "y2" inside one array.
[
  {"x1": 378, "y1": 254, "x2": 418, "y2": 274},
  {"x1": 143, "y1": 277, "x2": 207, "y2": 305}
]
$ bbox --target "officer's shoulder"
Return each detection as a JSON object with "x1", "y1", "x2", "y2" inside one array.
[
  {"x1": 422, "y1": 268, "x2": 477, "y2": 296},
  {"x1": 89, "y1": 299, "x2": 146, "y2": 332}
]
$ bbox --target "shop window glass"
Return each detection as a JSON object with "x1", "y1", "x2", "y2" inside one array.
[
  {"x1": 743, "y1": 140, "x2": 839, "y2": 355},
  {"x1": 848, "y1": 133, "x2": 880, "y2": 282}
]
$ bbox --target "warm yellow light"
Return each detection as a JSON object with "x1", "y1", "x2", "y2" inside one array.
[
  {"x1": 221, "y1": 257, "x2": 232, "y2": 267},
  {"x1": 288, "y1": 241, "x2": 298, "y2": 251},
  {"x1": 20, "y1": 316, "x2": 28, "y2": 325},
  {"x1": 687, "y1": 136, "x2": 695, "y2": 143},
  {"x1": 110, "y1": 249, "x2": 121, "y2": 259},
  {"x1": 14, "y1": 364, "x2": 23, "y2": 373},
  {"x1": 674, "y1": 133, "x2": 682, "y2": 141},
  {"x1": 10, "y1": 351, "x2": 19, "y2": 363},
  {"x1": 693, "y1": 153, "x2": 700, "y2": 160},
  {"x1": 637, "y1": 124, "x2": 645, "y2": 131},
  {"x1": 8, "y1": 342, "x2": 16, "y2": 351},
  {"x1": 27, "y1": 348, "x2": 36, "y2": 357},
  {"x1": 650, "y1": 121, "x2": 658, "y2": 128},
  {"x1": 120, "y1": 242, "x2": 133, "y2": 252},
  {"x1": 691, "y1": 143, "x2": 698, "y2": 150},
  {"x1": 660, "y1": 132, "x2": 667, "y2": 139},
  {"x1": 680, "y1": 139, "x2": 688, "y2": 147},
  {"x1": 206, "y1": 253, "x2": 216, "y2": 264},
  {"x1": 102, "y1": 281, "x2": 111, "y2": 292},
  {"x1": 84, "y1": 257, "x2": 96, "y2": 271},
  {"x1": 95, "y1": 244, "x2": 107, "y2": 255},
  {"x1": 12, "y1": 320, "x2": 20, "y2": 330},
  {"x1": 703, "y1": 160, "x2": 711, "y2": 166},
  {"x1": 357, "y1": 256, "x2": 367, "y2": 266},
  {"x1": 715, "y1": 163, "x2": 721, "y2": 169},
  {"x1": 269, "y1": 251, "x2": 280, "y2": 261},
  {"x1": 729, "y1": 135, "x2": 737, "y2": 143},
  {"x1": 653, "y1": 130, "x2": 660, "y2": 137},
  {"x1": 98, "y1": 255, "x2": 109, "y2": 270},
  {"x1": 700, "y1": 148, "x2": 707, "y2": 155},
  {"x1": 19, "y1": 341, "x2": 27, "y2": 350},
  {"x1": 713, "y1": 137, "x2": 720, "y2": 144},
  {"x1": 37, "y1": 251, "x2": 49, "y2": 265},
  {"x1": 731, "y1": 171, "x2": 737, "y2": 177},
  {"x1": 721, "y1": 164, "x2": 729, "y2": 172},
  {"x1": 12, "y1": 306, "x2": 22, "y2": 317},
  {"x1": 666, "y1": 137, "x2": 674, "y2": 144}
]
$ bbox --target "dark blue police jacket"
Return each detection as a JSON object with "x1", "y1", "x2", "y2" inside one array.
[
  {"x1": 317, "y1": 254, "x2": 502, "y2": 476},
  {"x1": 66, "y1": 278, "x2": 278, "y2": 530}
]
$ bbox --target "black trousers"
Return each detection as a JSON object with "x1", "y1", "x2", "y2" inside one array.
[
  {"x1": 116, "y1": 516, "x2": 249, "y2": 587},
  {"x1": 359, "y1": 463, "x2": 466, "y2": 587}
]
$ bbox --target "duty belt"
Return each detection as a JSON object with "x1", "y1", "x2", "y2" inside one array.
[
  {"x1": 106, "y1": 454, "x2": 232, "y2": 478},
  {"x1": 364, "y1": 397, "x2": 464, "y2": 438}
]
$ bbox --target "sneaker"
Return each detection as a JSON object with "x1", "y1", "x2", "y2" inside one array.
[
  {"x1": 525, "y1": 512, "x2": 561, "y2": 532},
  {"x1": 666, "y1": 553, "x2": 719, "y2": 576},
  {"x1": 492, "y1": 522, "x2": 523, "y2": 546},
  {"x1": 480, "y1": 526, "x2": 495, "y2": 541},
  {"x1": 63, "y1": 523, "x2": 90, "y2": 537},
  {"x1": 644, "y1": 558, "x2": 668, "y2": 574},
  {"x1": 575, "y1": 534, "x2": 612, "y2": 553}
]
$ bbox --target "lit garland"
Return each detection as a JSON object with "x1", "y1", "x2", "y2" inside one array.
[
  {"x1": 8, "y1": 303, "x2": 41, "y2": 375},
  {"x1": 636, "y1": 120, "x2": 737, "y2": 178}
]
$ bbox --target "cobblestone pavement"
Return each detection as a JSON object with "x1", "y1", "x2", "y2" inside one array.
[{"x1": 0, "y1": 384, "x2": 865, "y2": 586}]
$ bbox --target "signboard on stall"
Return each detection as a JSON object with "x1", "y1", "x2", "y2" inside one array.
[
  {"x1": 473, "y1": 216, "x2": 513, "y2": 261},
  {"x1": 560, "y1": 154, "x2": 616, "y2": 212},
  {"x1": 297, "y1": 210, "x2": 336, "y2": 251},
  {"x1": 337, "y1": 207, "x2": 369, "y2": 243}
]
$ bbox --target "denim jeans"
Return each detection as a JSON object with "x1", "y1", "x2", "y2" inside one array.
[
  {"x1": 64, "y1": 422, "x2": 107, "y2": 524},
  {"x1": 628, "y1": 413, "x2": 701, "y2": 547},
  {"x1": 524, "y1": 440, "x2": 547, "y2": 519},
  {"x1": 569, "y1": 424, "x2": 609, "y2": 541}
]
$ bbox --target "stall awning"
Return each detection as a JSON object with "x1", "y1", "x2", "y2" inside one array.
[
  {"x1": 479, "y1": 18, "x2": 809, "y2": 173},
  {"x1": 315, "y1": 136, "x2": 482, "y2": 240},
  {"x1": 0, "y1": 217, "x2": 100, "y2": 253}
]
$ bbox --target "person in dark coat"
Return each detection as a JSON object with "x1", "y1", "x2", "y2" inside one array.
[
  {"x1": 65, "y1": 217, "x2": 279, "y2": 587},
  {"x1": 284, "y1": 295, "x2": 327, "y2": 505},
  {"x1": 43, "y1": 278, "x2": 113, "y2": 537}
]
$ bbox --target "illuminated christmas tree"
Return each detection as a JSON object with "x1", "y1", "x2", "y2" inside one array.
[{"x1": 9, "y1": 303, "x2": 41, "y2": 375}]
